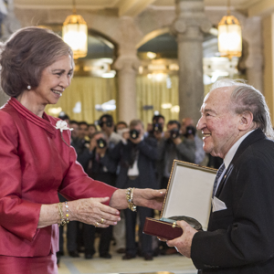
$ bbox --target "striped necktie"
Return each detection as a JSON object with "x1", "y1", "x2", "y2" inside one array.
[{"x1": 212, "y1": 164, "x2": 225, "y2": 197}]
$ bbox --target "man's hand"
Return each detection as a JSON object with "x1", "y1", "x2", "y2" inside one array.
[
  {"x1": 166, "y1": 221, "x2": 198, "y2": 258},
  {"x1": 130, "y1": 134, "x2": 142, "y2": 144},
  {"x1": 185, "y1": 134, "x2": 195, "y2": 141},
  {"x1": 172, "y1": 136, "x2": 182, "y2": 145},
  {"x1": 89, "y1": 138, "x2": 97, "y2": 152},
  {"x1": 164, "y1": 130, "x2": 170, "y2": 140}
]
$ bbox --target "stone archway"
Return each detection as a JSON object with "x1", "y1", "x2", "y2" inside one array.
[
  {"x1": 136, "y1": 27, "x2": 170, "y2": 49},
  {"x1": 13, "y1": 6, "x2": 263, "y2": 122}
]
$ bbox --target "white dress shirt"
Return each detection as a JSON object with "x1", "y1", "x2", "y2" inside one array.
[{"x1": 214, "y1": 130, "x2": 254, "y2": 194}]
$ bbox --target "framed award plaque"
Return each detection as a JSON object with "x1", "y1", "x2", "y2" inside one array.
[{"x1": 143, "y1": 160, "x2": 217, "y2": 240}]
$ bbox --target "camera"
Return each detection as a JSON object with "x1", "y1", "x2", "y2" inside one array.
[
  {"x1": 98, "y1": 115, "x2": 114, "y2": 128},
  {"x1": 153, "y1": 123, "x2": 163, "y2": 133},
  {"x1": 184, "y1": 126, "x2": 196, "y2": 138},
  {"x1": 105, "y1": 120, "x2": 113, "y2": 127},
  {"x1": 130, "y1": 129, "x2": 140, "y2": 140},
  {"x1": 96, "y1": 138, "x2": 107, "y2": 149},
  {"x1": 169, "y1": 128, "x2": 180, "y2": 139}
]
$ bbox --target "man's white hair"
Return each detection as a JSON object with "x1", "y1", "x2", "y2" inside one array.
[{"x1": 211, "y1": 79, "x2": 274, "y2": 140}]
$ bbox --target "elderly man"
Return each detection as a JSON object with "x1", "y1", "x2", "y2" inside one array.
[{"x1": 165, "y1": 80, "x2": 274, "y2": 273}]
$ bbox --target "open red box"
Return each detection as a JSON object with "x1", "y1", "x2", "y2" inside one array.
[{"x1": 143, "y1": 160, "x2": 217, "y2": 240}]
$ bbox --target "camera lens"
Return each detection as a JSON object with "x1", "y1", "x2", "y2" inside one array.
[
  {"x1": 184, "y1": 126, "x2": 196, "y2": 137},
  {"x1": 130, "y1": 129, "x2": 140, "y2": 139},
  {"x1": 96, "y1": 138, "x2": 107, "y2": 148},
  {"x1": 153, "y1": 123, "x2": 163, "y2": 133},
  {"x1": 106, "y1": 120, "x2": 113, "y2": 127},
  {"x1": 170, "y1": 129, "x2": 180, "y2": 139}
]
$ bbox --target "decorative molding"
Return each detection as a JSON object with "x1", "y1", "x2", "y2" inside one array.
[{"x1": 171, "y1": 0, "x2": 212, "y2": 40}]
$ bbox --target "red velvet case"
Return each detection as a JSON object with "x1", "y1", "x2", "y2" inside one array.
[
  {"x1": 143, "y1": 160, "x2": 216, "y2": 240},
  {"x1": 143, "y1": 217, "x2": 182, "y2": 240}
]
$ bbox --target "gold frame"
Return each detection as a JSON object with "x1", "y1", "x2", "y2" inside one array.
[{"x1": 160, "y1": 160, "x2": 217, "y2": 230}]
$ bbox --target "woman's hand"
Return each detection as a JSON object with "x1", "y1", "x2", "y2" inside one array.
[
  {"x1": 133, "y1": 188, "x2": 166, "y2": 211},
  {"x1": 69, "y1": 197, "x2": 121, "y2": 228},
  {"x1": 38, "y1": 190, "x2": 164, "y2": 229},
  {"x1": 109, "y1": 188, "x2": 166, "y2": 211}
]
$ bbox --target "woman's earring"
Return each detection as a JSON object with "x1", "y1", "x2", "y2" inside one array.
[{"x1": 27, "y1": 85, "x2": 31, "y2": 90}]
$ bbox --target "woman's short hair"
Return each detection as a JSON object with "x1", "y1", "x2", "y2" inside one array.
[{"x1": 0, "y1": 27, "x2": 74, "y2": 97}]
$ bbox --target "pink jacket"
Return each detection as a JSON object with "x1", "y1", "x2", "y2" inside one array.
[{"x1": 0, "y1": 98, "x2": 116, "y2": 257}]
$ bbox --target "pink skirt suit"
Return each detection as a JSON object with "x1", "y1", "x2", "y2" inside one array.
[{"x1": 0, "y1": 98, "x2": 117, "y2": 273}]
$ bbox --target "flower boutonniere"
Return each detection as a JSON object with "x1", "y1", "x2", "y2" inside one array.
[{"x1": 55, "y1": 120, "x2": 73, "y2": 146}]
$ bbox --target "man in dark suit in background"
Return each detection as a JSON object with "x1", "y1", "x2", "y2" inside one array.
[
  {"x1": 83, "y1": 131, "x2": 117, "y2": 259},
  {"x1": 164, "y1": 80, "x2": 274, "y2": 273},
  {"x1": 110, "y1": 119, "x2": 158, "y2": 261}
]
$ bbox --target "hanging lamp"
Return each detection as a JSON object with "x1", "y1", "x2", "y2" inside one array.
[
  {"x1": 62, "y1": 0, "x2": 88, "y2": 59},
  {"x1": 218, "y1": 0, "x2": 242, "y2": 59}
]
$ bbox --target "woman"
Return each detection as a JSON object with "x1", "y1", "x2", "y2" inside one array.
[{"x1": 0, "y1": 27, "x2": 165, "y2": 274}]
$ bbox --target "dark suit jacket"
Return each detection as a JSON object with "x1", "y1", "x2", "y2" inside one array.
[
  {"x1": 110, "y1": 138, "x2": 158, "y2": 189},
  {"x1": 87, "y1": 148, "x2": 117, "y2": 187},
  {"x1": 71, "y1": 138, "x2": 91, "y2": 171},
  {"x1": 191, "y1": 129, "x2": 274, "y2": 274}
]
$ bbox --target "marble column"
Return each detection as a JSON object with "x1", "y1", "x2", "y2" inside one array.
[
  {"x1": 1, "y1": 0, "x2": 21, "y2": 42},
  {"x1": 171, "y1": 0, "x2": 211, "y2": 124},
  {"x1": 0, "y1": 0, "x2": 20, "y2": 106},
  {"x1": 0, "y1": 92, "x2": 8, "y2": 107},
  {"x1": 113, "y1": 53, "x2": 140, "y2": 124},
  {"x1": 244, "y1": 17, "x2": 264, "y2": 93}
]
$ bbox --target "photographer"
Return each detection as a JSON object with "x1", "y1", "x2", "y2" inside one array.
[
  {"x1": 98, "y1": 114, "x2": 127, "y2": 254},
  {"x1": 148, "y1": 114, "x2": 165, "y2": 142},
  {"x1": 59, "y1": 120, "x2": 92, "y2": 259},
  {"x1": 83, "y1": 132, "x2": 117, "y2": 259},
  {"x1": 158, "y1": 120, "x2": 196, "y2": 190},
  {"x1": 156, "y1": 120, "x2": 196, "y2": 255},
  {"x1": 181, "y1": 117, "x2": 205, "y2": 165},
  {"x1": 110, "y1": 119, "x2": 158, "y2": 261},
  {"x1": 98, "y1": 114, "x2": 126, "y2": 254},
  {"x1": 98, "y1": 114, "x2": 123, "y2": 149}
]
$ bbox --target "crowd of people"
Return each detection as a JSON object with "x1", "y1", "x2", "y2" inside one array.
[{"x1": 57, "y1": 112, "x2": 210, "y2": 262}]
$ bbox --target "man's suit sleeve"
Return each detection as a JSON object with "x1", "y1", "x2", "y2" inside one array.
[
  {"x1": 191, "y1": 154, "x2": 274, "y2": 269},
  {"x1": 137, "y1": 138, "x2": 158, "y2": 161}
]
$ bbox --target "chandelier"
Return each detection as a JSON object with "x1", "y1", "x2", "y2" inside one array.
[
  {"x1": 218, "y1": 0, "x2": 242, "y2": 59},
  {"x1": 62, "y1": 0, "x2": 88, "y2": 59}
]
